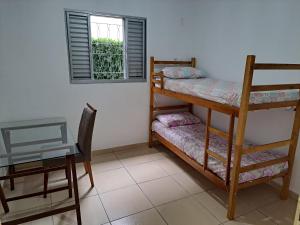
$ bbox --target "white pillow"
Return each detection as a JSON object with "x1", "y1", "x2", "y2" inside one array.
[{"x1": 156, "y1": 112, "x2": 201, "y2": 127}]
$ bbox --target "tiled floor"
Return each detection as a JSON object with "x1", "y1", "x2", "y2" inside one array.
[{"x1": 0, "y1": 144, "x2": 297, "y2": 225}]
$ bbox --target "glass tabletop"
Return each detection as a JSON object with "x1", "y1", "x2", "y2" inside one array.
[{"x1": 0, "y1": 117, "x2": 79, "y2": 168}]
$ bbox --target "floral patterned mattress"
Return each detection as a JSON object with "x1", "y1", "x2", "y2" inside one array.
[
  {"x1": 152, "y1": 120, "x2": 288, "y2": 183},
  {"x1": 163, "y1": 78, "x2": 300, "y2": 107}
]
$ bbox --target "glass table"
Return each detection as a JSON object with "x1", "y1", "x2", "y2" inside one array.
[{"x1": 0, "y1": 117, "x2": 82, "y2": 225}]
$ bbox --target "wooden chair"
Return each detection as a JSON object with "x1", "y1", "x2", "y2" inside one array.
[{"x1": 43, "y1": 103, "x2": 97, "y2": 198}]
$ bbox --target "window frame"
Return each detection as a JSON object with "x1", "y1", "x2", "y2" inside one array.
[{"x1": 65, "y1": 9, "x2": 147, "y2": 84}]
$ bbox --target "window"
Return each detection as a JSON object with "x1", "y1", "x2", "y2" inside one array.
[{"x1": 65, "y1": 10, "x2": 146, "y2": 83}]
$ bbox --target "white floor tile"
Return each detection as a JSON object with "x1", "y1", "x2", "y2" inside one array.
[
  {"x1": 139, "y1": 177, "x2": 188, "y2": 206},
  {"x1": 94, "y1": 168, "x2": 135, "y2": 193},
  {"x1": 52, "y1": 195, "x2": 109, "y2": 225},
  {"x1": 100, "y1": 185, "x2": 152, "y2": 221},
  {"x1": 157, "y1": 197, "x2": 220, "y2": 225},
  {"x1": 111, "y1": 208, "x2": 167, "y2": 225},
  {"x1": 127, "y1": 161, "x2": 168, "y2": 183}
]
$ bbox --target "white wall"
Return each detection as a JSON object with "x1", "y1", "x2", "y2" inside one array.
[
  {"x1": 0, "y1": 0, "x2": 196, "y2": 150},
  {"x1": 192, "y1": 0, "x2": 300, "y2": 193},
  {"x1": 1, "y1": 0, "x2": 300, "y2": 193}
]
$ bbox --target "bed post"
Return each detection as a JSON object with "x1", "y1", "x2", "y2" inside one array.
[
  {"x1": 204, "y1": 108, "x2": 212, "y2": 170},
  {"x1": 228, "y1": 55, "x2": 255, "y2": 220},
  {"x1": 280, "y1": 100, "x2": 300, "y2": 199},
  {"x1": 191, "y1": 57, "x2": 196, "y2": 68},
  {"x1": 225, "y1": 113, "x2": 235, "y2": 186},
  {"x1": 189, "y1": 58, "x2": 196, "y2": 112},
  {"x1": 188, "y1": 103, "x2": 193, "y2": 113},
  {"x1": 149, "y1": 56, "x2": 155, "y2": 148}
]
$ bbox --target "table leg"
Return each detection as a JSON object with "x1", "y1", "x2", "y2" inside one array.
[
  {"x1": 66, "y1": 159, "x2": 72, "y2": 198},
  {"x1": 0, "y1": 184, "x2": 9, "y2": 213},
  {"x1": 8, "y1": 166, "x2": 15, "y2": 190},
  {"x1": 70, "y1": 156, "x2": 82, "y2": 225}
]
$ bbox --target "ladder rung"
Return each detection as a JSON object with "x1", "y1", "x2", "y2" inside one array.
[
  {"x1": 238, "y1": 171, "x2": 287, "y2": 190},
  {"x1": 243, "y1": 139, "x2": 291, "y2": 154},
  {"x1": 207, "y1": 149, "x2": 227, "y2": 164},
  {"x1": 240, "y1": 156, "x2": 289, "y2": 173},
  {"x1": 208, "y1": 127, "x2": 229, "y2": 139},
  {"x1": 152, "y1": 79, "x2": 161, "y2": 84},
  {"x1": 249, "y1": 100, "x2": 298, "y2": 111},
  {"x1": 253, "y1": 63, "x2": 300, "y2": 70}
]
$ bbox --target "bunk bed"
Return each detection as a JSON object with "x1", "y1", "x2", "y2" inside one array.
[{"x1": 148, "y1": 55, "x2": 300, "y2": 220}]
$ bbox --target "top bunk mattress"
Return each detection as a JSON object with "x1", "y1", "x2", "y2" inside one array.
[{"x1": 163, "y1": 78, "x2": 300, "y2": 108}]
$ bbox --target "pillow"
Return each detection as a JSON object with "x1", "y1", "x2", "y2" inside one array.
[
  {"x1": 162, "y1": 67, "x2": 204, "y2": 79},
  {"x1": 156, "y1": 112, "x2": 201, "y2": 127}
]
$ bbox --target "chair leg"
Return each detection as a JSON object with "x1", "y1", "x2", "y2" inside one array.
[
  {"x1": 9, "y1": 165, "x2": 15, "y2": 191},
  {"x1": 83, "y1": 163, "x2": 89, "y2": 175},
  {"x1": 43, "y1": 172, "x2": 48, "y2": 198},
  {"x1": 84, "y1": 161, "x2": 94, "y2": 187}
]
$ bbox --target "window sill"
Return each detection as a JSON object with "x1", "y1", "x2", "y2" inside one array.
[{"x1": 70, "y1": 79, "x2": 147, "y2": 84}]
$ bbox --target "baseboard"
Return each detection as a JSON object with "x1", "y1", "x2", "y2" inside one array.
[
  {"x1": 92, "y1": 142, "x2": 148, "y2": 156},
  {"x1": 3, "y1": 142, "x2": 298, "y2": 201}
]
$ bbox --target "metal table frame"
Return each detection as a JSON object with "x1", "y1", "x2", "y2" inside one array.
[{"x1": 0, "y1": 118, "x2": 82, "y2": 225}]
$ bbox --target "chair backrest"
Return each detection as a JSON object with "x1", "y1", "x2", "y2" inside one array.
[{"x1": 77, "y1": 103, "x2": 97, "y2": 161}]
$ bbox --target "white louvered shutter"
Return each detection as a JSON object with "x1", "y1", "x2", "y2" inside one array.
[
  {"x1": 126, "y1": 18, "x2": 146, "y2": 80},
  {"x1": 66, "y1": 12, "x2": 92, "y2": 81}
]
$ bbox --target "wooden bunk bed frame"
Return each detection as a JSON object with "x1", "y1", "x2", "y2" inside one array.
[{"x1": 148, "y1": 55, "x2": 300, "y2": 220}]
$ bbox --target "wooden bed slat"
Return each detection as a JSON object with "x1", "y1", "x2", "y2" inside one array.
[
  {"x1": 153, "y1": 104, "x2": 190, "y2": 111},
  {"x1": 152, "y1": 72, "x2": 164, "y2": 77},
  {"x1": 251, "y1": 84, "x2": 300, "y2": 92},
  {"x1": 239, "y1": 156, "x2": 289, "y2": 173},
  {"x1": 254, "y1": 63, "x2": 300, "y2": 70},
  {"x1": 207, "y1": 149, "x2": 227, "y2": 164},
  {"x1": 248, "y1": 100, "x2": 298, "y2": 111},
  {"x1": 154, "y1": 60, "x2": 192, "y2": 65},
  {"x1": 153, "y1": 87, "x2": 240, "y2": 115},
  {"x1": 209, "y1": 127, "x2": 229, "y2": 139},
  {"x1": 238, "y1": 171, "x2": 287, "y2": 190},
  {"x1": 243, "y1": 139, "x2": 291, "y2": 154}
]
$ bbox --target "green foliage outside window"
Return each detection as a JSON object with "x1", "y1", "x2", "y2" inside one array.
[{"x1": 92, "y1": 38, "x2": 124, "y2": 80}]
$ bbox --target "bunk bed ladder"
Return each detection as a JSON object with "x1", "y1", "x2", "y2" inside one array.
[
  {"x1": 203, "y1": 108, "x2": 235, "y2": 186},
  {"x1": 228, "y1": 55, "x2": 300, "y2": 219},
  {"x1": 228, "y1": 55, "x2": 256, "y2": 219},
  {"x1": 281, "y1": 100, "x2": 300, "y2": 199}
]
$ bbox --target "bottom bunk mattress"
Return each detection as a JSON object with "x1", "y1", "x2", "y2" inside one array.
[{"x1": 152, "y1": 120, "x2": 288, "y2": 183}]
